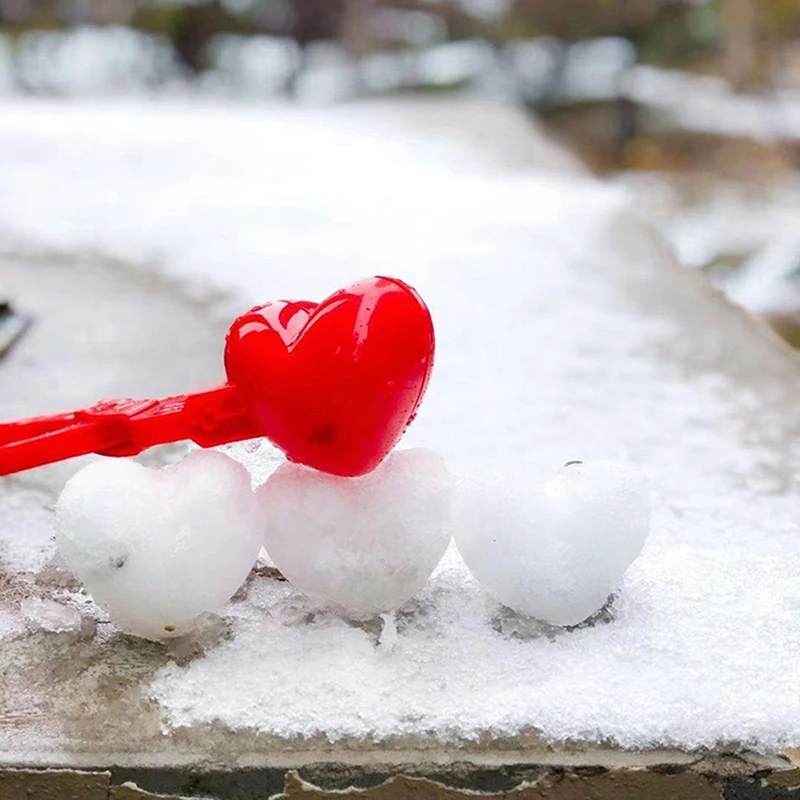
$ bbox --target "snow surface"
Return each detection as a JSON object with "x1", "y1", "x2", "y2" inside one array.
[{"x1": 3, "y1": 98, "x2": 800, "y2": 751}]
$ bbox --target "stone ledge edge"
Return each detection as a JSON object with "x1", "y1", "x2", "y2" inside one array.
[{"x1": 2, "y1": 752, "x2": 799, "y2": 800}]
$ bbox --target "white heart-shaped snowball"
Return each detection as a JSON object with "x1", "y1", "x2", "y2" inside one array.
[
  {"x1": 453, "y1": 460, "x2": 650, "y2": 627},
  {"x1": 258, "y1": 449, "x2": 454, "y2": 618},
  {"x1": 56, "y1": 450, "x2": 262, "y2": 640}
]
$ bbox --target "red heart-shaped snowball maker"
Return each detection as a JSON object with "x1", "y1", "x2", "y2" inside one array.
[{"x1": 224, "y1": 276, "x2": 435, "y2": 477}]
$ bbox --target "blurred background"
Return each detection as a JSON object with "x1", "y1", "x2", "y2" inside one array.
[{"x1": 4, "y1": 0, "x2": 800, "y2": 347}]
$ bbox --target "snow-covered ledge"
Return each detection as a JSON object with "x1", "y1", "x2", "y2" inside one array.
[{"x1": 2, "y1": 100, "x2": 800, "y2": 798}]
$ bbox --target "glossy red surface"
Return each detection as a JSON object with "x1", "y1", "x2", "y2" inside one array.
[{"x1": 225, "y1": 276, "x2": 435, "y2": 477}]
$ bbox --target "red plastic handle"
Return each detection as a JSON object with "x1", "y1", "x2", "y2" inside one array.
[{"x1": 0, "y1": 384, "x2": 263, "y2": 476}]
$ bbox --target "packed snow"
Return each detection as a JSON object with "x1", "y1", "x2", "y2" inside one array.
[
  {"x1": 3, "y1": 97, "x2": 800, "y2": 752},
  {"x1": 55, "y1": 450, "x2": 262, "y2": 639},
  {"x1": 453, "y1": 460, "x2": 650, "y2": 627},
  {"x1": 259, "y1": 449, "x2": 454, "y2": 618}
]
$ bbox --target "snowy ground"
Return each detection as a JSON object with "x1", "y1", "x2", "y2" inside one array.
[{"x1": 4, "y1": 97, "x2": 800, "y2": 755}]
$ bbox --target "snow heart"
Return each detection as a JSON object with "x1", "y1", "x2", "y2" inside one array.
[
  {"x1": 258, "y1": 449, "x2": 454, "y2": 618},
  {"x1": 55, "y1": 450, "x2": 262, "y2": 640},
  {"x1": 453, "y1": 460, "x2": 650, "y2": 627}
]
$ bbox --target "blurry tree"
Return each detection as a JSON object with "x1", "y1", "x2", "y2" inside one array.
[
  {"x1": 635, "y1": 1, "x2": 720, "y2": 66},
  {"x1": 501, "y1": 1, "x2": 725, "y2": 173},
  {"x1": 502, "y1": 0, "x2": 655, "y2": 42},
  {"x1": 761, "y1": 0, "x2": 800, "y2": 92},
  {"x1": 762, "y1": 0, "x2": 800, "y2": 38},
  {"x1": 0, "y1": 0, "x2": 61, "y2": 29},
  {"x1": 60, "y1": 0, "x2": 137, "y2": 25},
  {"x1": 722, "y1": 0, "x2": 758, "y2": 90},
  {"x1": 134, "y1": 0, "x2": 245, "y2": 72},
  {"x1": 501, "y1": 0, "x2": 722, "y2": 68},
  {"x1": 131, "y1": 0, "x2": 471, "y2": 76}
]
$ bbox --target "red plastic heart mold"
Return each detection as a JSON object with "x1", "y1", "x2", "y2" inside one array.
[{"x1": 225, "y1": 276, "x2": 435, "y2": 477}]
